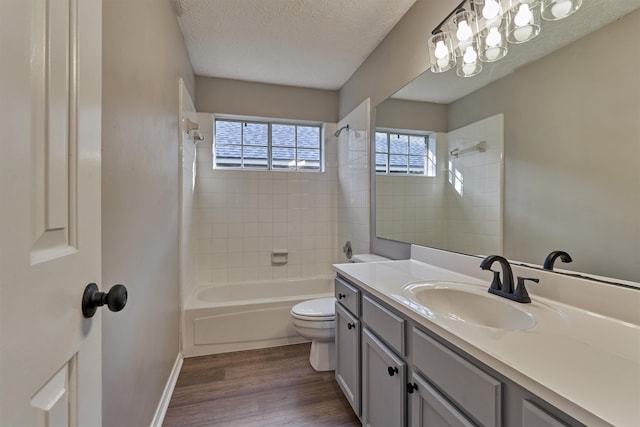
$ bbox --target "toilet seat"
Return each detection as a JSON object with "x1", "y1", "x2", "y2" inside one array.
[{"x1": 291, "y1": 297, "x2": 335, "y2": 321}]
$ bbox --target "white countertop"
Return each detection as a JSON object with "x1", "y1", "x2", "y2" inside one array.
[{"x1": 333, "y1": 259, "x2": 640, "y2": 427}]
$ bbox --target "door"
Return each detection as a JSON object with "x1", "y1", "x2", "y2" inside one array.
[
  {"x1": 335, "y1": 302, "x2": 361, "y2": 416},
  {"x1": 362, "y1": 328, "x2": 407, "y2": 427},
  {"x1": 409, "y1": 373, "x2": 475, "y2": 427},
  {"x1": 1, "y1": 0, "x2": 103, "y2": 425}
]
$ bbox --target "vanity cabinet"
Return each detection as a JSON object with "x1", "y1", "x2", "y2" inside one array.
[
  {"x1": 362, "y1": 327, "x2": 406, "y2": 427},
  {"x1": 334, "y1": 274, "x2": 583, "y2": 427}
]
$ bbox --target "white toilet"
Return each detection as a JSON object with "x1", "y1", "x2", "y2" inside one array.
[
  {"x1": 290, "y1": 297, "x2": 336, "y2": 371},
  {"x1": 290, "y1": 253, "x2": 391, "y2": 371}
]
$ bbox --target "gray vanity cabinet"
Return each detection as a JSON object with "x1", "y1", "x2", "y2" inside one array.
[
  {"x1": 335, "y1": 302, "x2": 360, "y2": 416},
  {"x1": 333, "y1": 275, "x2": 582, "y2": 427},
  {"x1": 362, "y1": 327, "x2": 407, "y2": 427},
  {"x1": 409, "y1": 372, "x2": 475, "y2": 427}
]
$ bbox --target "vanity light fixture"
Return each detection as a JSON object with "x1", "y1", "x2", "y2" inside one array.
[{"x1": 428, "y1": 0, "x2": 581, "y2": 77}]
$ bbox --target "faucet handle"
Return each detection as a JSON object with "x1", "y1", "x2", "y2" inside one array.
[{"x1": 514, "y1": 277, "x2": 538, "y2": 303}]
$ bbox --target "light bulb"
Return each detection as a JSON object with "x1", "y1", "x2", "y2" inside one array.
[
  {"x1": 483, "y1": 0, "x2": 501, "y2": 20},
  {"x1": 457, "y1": 20, "x2": 473, "y2": 41},
  {"x1": 463, "y1": 46, "x2": 477, "y2": 64},
  {"x1": 485, "y1": 47, "x2": 501, "y2": 61},
  {"x1": 551, "y1": 0, "x2": 572, "y2": 18},
  {"x1": 434, "y1": 40, "x2": 449, "y2": 59},
  {"x1": 462, "y1": 62, "x2": 476, "y2": 75},
  {"x1": 513, "y1": 25, "x2": 533, "y2": 42},
  {"x1": 437, "y1": 56, "x2": 450, "y2": 68},
  {"x1": 514, "y1": 4, "x2": 533, "y2": 26},
  {"x1": 486, "y1": 27, "x2": 501, "y2": 47}
]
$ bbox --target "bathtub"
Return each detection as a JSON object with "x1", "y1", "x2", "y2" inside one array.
[{"x1": 182, "y1": 276, "x2": 335, "y2": 357}]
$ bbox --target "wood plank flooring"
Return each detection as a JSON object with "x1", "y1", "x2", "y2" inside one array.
[{"x1": 163, "y1": 343, "x2": 361, "y2": 426}]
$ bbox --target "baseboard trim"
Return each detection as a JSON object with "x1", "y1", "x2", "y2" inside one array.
[{"x1": 150, "y1": 353, "x2": 183, "y2": 427}]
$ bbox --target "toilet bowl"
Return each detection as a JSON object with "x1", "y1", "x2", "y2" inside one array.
[
  {"x1": 291, "y1": 254, "x2": 391, "y2": 371},
  {"x1": 290, "y1": 297, "x2": 336, "y2": 371}
]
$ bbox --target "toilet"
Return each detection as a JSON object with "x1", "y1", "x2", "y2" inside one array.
[{"x1": 290, "y1": 253, "x2": 391, "y2": 371}]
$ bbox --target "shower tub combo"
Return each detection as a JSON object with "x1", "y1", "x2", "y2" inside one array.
[{"x1": 183, "y1": 276, "x2": 334, "y2": 357}]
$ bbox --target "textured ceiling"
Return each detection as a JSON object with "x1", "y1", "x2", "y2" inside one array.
[
  {"x1": 175, "y1": 0, "x2": 416, "y2": 90},
  {"x1": 393, "y1": 0, "x2": 640, "y2": 104}
]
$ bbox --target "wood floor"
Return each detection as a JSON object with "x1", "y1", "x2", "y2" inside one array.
[{"x1": 163, "y1": 343, "x2": 361, "y2": 426}]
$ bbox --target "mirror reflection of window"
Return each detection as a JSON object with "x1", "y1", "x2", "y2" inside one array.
[{"x1": 375, "y1": 129, "x2": 436, "y2": 176}]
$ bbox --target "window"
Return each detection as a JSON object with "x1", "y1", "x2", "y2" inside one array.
[
  {"x1": 214, "y1": 117, "x2": 322, "y2": 171},
  {"x1": 375, "y1": 130, "x2": 436, "y2": 176}
]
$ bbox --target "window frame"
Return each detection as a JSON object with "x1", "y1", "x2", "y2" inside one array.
[
  {"x1": 213, "y1": 115, "x2": 324, "y2": 172},
  {"x1": 375, "y1": 128, "x2": 436, "y2": 176}
]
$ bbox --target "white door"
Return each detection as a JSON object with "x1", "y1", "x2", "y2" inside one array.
[{"x1": 1, "y1": 0, "x2": 104, "y2": 425}]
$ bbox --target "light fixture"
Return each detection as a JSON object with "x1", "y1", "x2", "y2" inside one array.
[
  {"x1": 479, "y1": 20, "x2": 508, "y2": 62},
  {"x1": 507, "y1": 0, "x2": 541, "y2": 43},
  {"x1": 428, "y1": 31, "x2": 456, "y2": 73},
  {"x1": 427, "y1": 0, "x2": 581, "y2": 78},
  {"x1": 541, "y1": 0, "x2": 581, "y2": 20}
]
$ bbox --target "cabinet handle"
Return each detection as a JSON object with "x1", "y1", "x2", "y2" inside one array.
[
  {"x1": 407, "y1": 382, "x2": 418, "y2": 394},
  {"x1": 387, "y1": 366, "x2": 399, "y2": 376},
  {"x1": 338, "y1": 293, "x2": 346, "y2": 299},
  {"x1": 347, "y1": 322, "x2": 356, "y2": 330}
]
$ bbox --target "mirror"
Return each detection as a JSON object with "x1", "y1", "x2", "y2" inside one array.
[{"x1": 374, "y1": 1, "x2": 640, "y2": 284}]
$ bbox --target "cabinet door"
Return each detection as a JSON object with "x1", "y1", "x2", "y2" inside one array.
[
  {"x1": 362, "y1": 328, "x2": 407, "y2": 427},
  {"x1": 522, "y1": 400, "x2": 570, "y2": 427},
  {"x1": 335, "y1": 303, "x2": 361, "y2": 416},
  {"x1": 409, "y1": 373, "x2": 476, "y2": 427}
]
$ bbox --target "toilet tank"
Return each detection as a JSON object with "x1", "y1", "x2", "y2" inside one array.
[{"x1": 350, "y1": 254, "x2": 391, "y2": 263}]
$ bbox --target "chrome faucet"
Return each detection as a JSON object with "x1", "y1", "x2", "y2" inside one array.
[
  {"x1": 543, "y1": 250, "x2": 572, "y2": 271},
  {"x1": 480, "y1": 255, "x2": 537, "y2": 303}
]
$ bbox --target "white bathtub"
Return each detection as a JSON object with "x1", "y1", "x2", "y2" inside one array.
[{"x1": 182, "y1": 276, "x2": 335, "y2": 357}]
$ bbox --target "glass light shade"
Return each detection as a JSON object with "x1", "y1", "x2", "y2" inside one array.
[
  {"x1": 507, "y1": 0, "x2": 541, "y2": 43},
  {"x1": 472, "y1": 0, "x2": 505, "y2": 24},
  {"x1": 456, "y1": 42, "x2": 483, "y2": 77},
  {"x1": 428, "y1": 31, "x2": 456, "y2": 73},
  {"x1": 541, "y1": 0, "x2": 581, "y2": 20},
  {"x1": 448, "y1": 9, "x2": 480, "y2": 57},
  {"x1": 479, "y1": 21, "x2": 508, "y2": 62}
]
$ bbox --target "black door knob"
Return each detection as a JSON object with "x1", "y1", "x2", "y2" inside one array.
[
  {"x1": 407, "y1": 382, "x2": 418, "y2": 394},
  {"x1": 388, "y1": 366, "x2": 399, "y2": 376},
  {"x1": 82, "y1": 283, "x2": 128, "y2": 318},
  {"x1": 338, "y1": 293, "x2": 346, "y2": 299},
  {"x1": 347, "y1": 322, "x2": 355, "y2": 330}
]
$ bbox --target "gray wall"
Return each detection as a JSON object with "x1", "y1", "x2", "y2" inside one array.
[
  {"x1": 196, "y1": 76, "x2": 339, "y2": 123},
  {"x1": 376, "y1": 98, "x2": 447, "y2": 132},
  {"x1": 448, "y1": 10, "x2": 640, "y2": 282},
  {"x1": 101, "y1": 0, "x2": 195, "y2": 426}
]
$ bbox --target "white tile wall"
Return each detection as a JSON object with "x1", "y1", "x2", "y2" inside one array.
[
  {"x1": 446, "y1": 114, "x2": 504, "y2": 255},
  {"x1": 376, "y1": 132, "x2": 448, "y2": 248},
  {"x1": 337, "y1": 99, "x2": 371, "y2": 259},
  {"x1": 375, "y1": 115, "x2": 503, "y2": 256},
  {"x1": 194, "y1": 115, "x2": 339, "y2": 285}
]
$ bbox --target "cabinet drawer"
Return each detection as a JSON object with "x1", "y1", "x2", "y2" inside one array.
[
  {"x1": 362, "y1": 295, "x2": 405, "y2": 355},
  {"x1": 522, "y1": 400, "x2": 570, "y2": 427},
  {"x1": 412, "y1": 327, "x2": 502, "y2": 427},
  {"x1": 335, "y1": 276, "x2": 360, "y2": 316}
]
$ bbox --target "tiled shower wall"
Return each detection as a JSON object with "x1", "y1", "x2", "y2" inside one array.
[
  {"x1": 337, "y1": 99, "x2": 371, "y2": 259},
  {"x1": 194, "y1": 115, "x2": 339, "y2": 285},
  {"x1": 446, "y1": 114, "x2": 503, "y2": 255},
  {"x1": 376, "y1": 133, "x2": 448, "y2": 248}
]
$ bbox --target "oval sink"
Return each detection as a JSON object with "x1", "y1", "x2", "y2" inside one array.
[{"x1": 408, "y1": 285, "x2": 536, "y2": 330}]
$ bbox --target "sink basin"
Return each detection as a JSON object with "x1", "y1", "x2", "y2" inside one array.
[{"x1": 406, "y1": 283, "x2": 536, "y2": 330}]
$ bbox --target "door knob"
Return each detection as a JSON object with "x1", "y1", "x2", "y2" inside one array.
[
  {"x1": 82, "y1": 283, "x2": 128, "y2": 318},
  {"x1": 388, "y1": 366, "x2": 399, "y2": 376}
]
